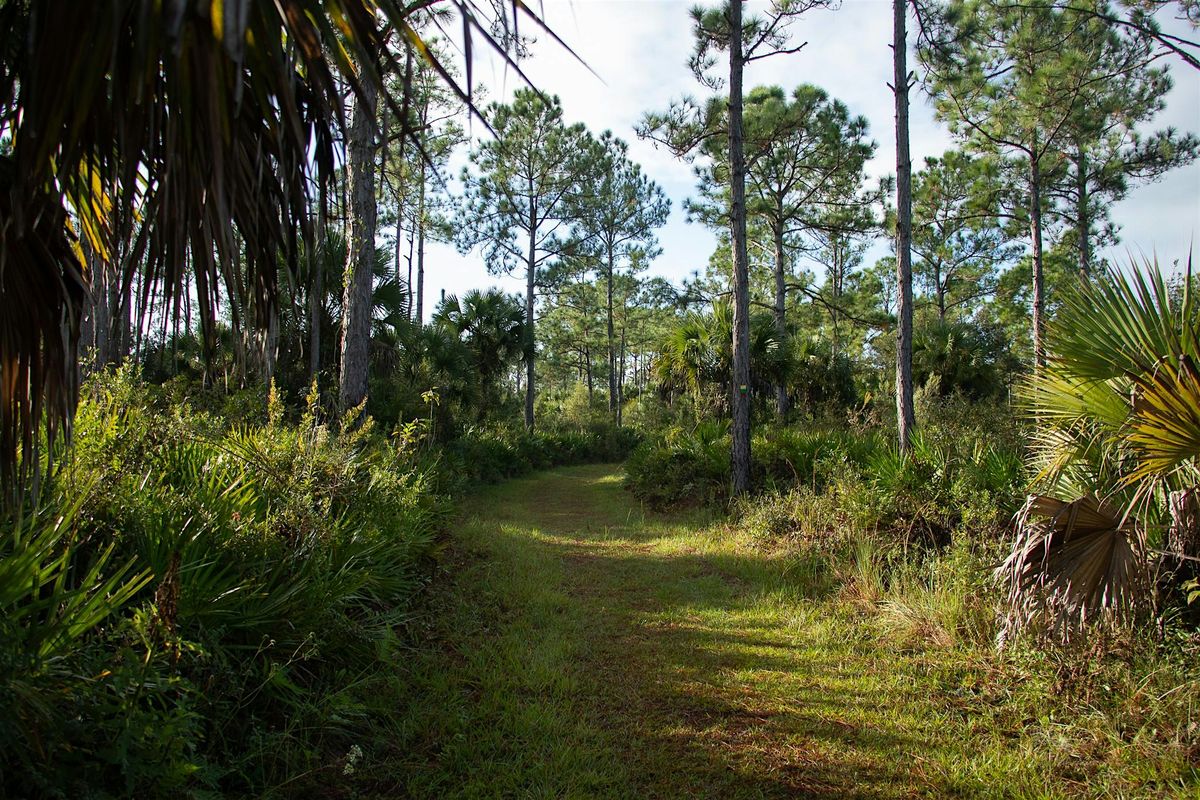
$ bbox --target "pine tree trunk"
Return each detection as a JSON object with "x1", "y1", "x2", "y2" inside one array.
[
  {"x1": 618, "y1": 321, "x2": 627, "y2": 427},
  {"x1": 103, "y1": 256, "x2": 121, "y2": 365},
  {"x1": 586, "y1": 343, "x2": 594, "y2": 401},
  {"x1": 263, "y1": 305, "x2": 278, "y2": 387},
  {"x1": 728, "y1": 0, "x2": 752, "y2": 497},
  {"x1": 84, "y1": 244, "x2": 114, "y2": 370},
  {"x1": 936, "y1": 267, "x2": 946, "y2": 323},
  {"x1": 1075, "y1": 145, "x2": 1090, "y2": 275},
  {"x1": 773, "y1": 220, "x2": 788, "y2": 418},
  {"x1": 309, "y1": 182, "x2": 326, "y2": 382},
  {"x1": 524, "y1": 207, "x2": 537, "y2": 432},
  {"x1": 338, "y1": 77, "x2": 378, "y2": 412},
  {"x1": 607, "y1": 245, "x2": 617, "y2": 422},
  {"x1": 406, "y1": 229, "x2": 415, "y2": 319},
  {"x1": 894, "y1": 0, "x2": 916, "y2": 453},
  {"x1": 416, "y1": 164, "x2": 426, "y2": 325},
  {"x1": 1029, "y1": 152, "x2": 1046, "y2": 370}
]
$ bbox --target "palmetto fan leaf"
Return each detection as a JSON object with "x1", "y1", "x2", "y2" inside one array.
[
  {"x1": 1051, "y1": 261, "x2": 1197, "y2": 381},
  {"x1": 1006, "y1": 259, "x2": 1200, "y2": 632},
  {"x1": 1048, "y1": 260, "x2": 1200, "y2": 484},
  {"x1": 999, "y1": 494, "x2": 1149, "y2": 630},
  {"x1": 1126, "y1": 354, "x2": 1200, "y2": 484}
]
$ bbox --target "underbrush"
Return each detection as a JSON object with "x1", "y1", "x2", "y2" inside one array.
[
  {"x1": 1, "y1": 369, "x2": 446, "y2": 797},
  {"x1": 626, "y1": 399, "x2": 1025, "y2": 547},
  {"x1": 0, "y1": 368, "x2": 636, "y2": 798},
  {"x1": 845, "y1": 538, "x2": 1200, "y2": 795},
  {"x1": 436, "y1": 422, "x2": 641, "y2": 491}
]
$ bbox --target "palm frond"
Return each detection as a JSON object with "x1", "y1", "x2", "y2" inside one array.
[
  {"x1": 998, "y1": 494, "x2": 1150, "y2": 634},
  {"x1": 1126, "y1": 354, "x2": 1200, "y2": 484}
]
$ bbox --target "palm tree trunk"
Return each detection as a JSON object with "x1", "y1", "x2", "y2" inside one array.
[
  {"x1": 728, "y1": 0, "x2": 752, "y2": 497},
  {"x1": 338, "y1": 75, "x2": 378, "y2": 412},
  {"x1": 894, "y1": 0, "x2": 916, "y2": 453}
]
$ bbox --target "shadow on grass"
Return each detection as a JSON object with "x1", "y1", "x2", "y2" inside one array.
[{"x1": 391, "y1": 464, "x2": 948, "y2": 799}]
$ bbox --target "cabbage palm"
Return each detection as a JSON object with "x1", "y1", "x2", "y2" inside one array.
[
  {"x1": 653, "y1": 302, "x2": 789, "y2": 413},
  {"x1": 1000, "y1": 259, "x2": 1200, "y2": 631},
  {"x1": 436, "y1": 289, "x2": 525, "y2": 417}
]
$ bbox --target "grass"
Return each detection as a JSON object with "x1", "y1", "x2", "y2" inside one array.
[{"x1": 350, "y1": 464, "x2": 1199, "y2": 799}]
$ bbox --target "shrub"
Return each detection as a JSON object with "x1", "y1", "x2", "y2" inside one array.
[
  {"x1": 435, "y1": 420, "x2": 641, "y2": 493},
  {"x1": 624, "y1": 404, "x2": 1026, "y2": 551},
  {"x1": 624, "y1": 421, "x2": 732, "y2": 507},
  {"x1": 0, "y1": 368, "x2": 445, "y2": 797}
]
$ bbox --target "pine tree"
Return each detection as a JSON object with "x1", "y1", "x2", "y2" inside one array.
[
  {"x1": 339, "y1": 76, "x2": 379, "y2": 412},
  {"x1": 455, "y1": 90, "x2": 594, "y2": 431},
  {"x1": 641, "y1": 0, "x2": 832, "y2": 494},
  {"x1": 573, "y1": 133, "x2": 669, "y2": 424},
  {"x1": 920, "y1": 0, "x2": 1183, "y2": 368}
]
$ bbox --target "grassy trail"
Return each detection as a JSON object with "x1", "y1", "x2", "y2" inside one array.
[{"x1": 364, "y1": 464, "x2": 1168, "y2": 799}]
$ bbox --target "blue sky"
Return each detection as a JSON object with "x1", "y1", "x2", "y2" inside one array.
[{"x1": 413, "y1": 0, "x2": 1200, "y2": 319}]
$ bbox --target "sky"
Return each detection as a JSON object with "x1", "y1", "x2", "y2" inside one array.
[{"x1": 413, "y1": 0, "x2": 1200, "y2": 320}]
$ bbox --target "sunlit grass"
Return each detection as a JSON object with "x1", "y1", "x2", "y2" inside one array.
[{"x1": 360, "y1": 464, "x2": 1199, "y2": 799}]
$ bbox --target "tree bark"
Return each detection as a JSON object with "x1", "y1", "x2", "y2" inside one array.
[
  {"x1": 934, "y1": 260, "x2": 946, "y2": 323},
  {"x1": 618, "y1": 320, "x2": 627, "y2": 426},
  {"x1": 309, "y1": 181, "x2": 326, "y2": 382},
  {"x1": 607, "y1": 244, "x2": 618, "y2": 422},
  {"x1": 1075, "y1": 145, "x2": 1090, "y2": 276},
  {"x1": 894, "y1": 0, "x2": 916, "y2": 453},
  {"x1": 773, "y1": 220, "x2": 789, "y2": 418},
  {"x1": 416, "y1": 163, "x2": 426, "y2": 324},
  {"x1": 524, "y1": 200, "x2": 537, "y2": 432},
  {"x1": 263, "y1": 305, "x2": 278, "y2": 387},
  {"x1": 728, "y1": 0, "x2": 752, "y2": 497},
  {"x1": 1029, "y1": 151, "x2": 1046, "y2": 371},
  {"x1": 338, "y1": 76, "x2": 378, "y2": 412},
  {"x1": 585, "y1": 343, "x2": 594, "y2": 401},
  {"x1": 82, "y1": 243, "x2": 114, "y2": 371},
  {"x1": 405, "y1": 226, "x2": 415, "y2": 317}
]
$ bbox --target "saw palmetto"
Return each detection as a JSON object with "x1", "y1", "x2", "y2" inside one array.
[{"x1": 1004, "y1": 258, "x2": 1200, "y2": 631}]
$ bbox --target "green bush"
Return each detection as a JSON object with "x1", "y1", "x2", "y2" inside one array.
[
  {"x1": 625, "y1": 406, "x2": 1026, "y2": 550},
  {"x1": 624, "y1": 420, "x2": 732, "y2": 507},
  {"x1": 1, "y1": 368, "x2": 445, "y2": 797},
  {"x1": 437, "y1": 420, "x2": 641, "y2": 492}
]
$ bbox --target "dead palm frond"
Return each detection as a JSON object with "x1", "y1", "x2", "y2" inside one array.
[{"x1": 999, "y1": 494, "x2": 1149, "y2": 635}]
